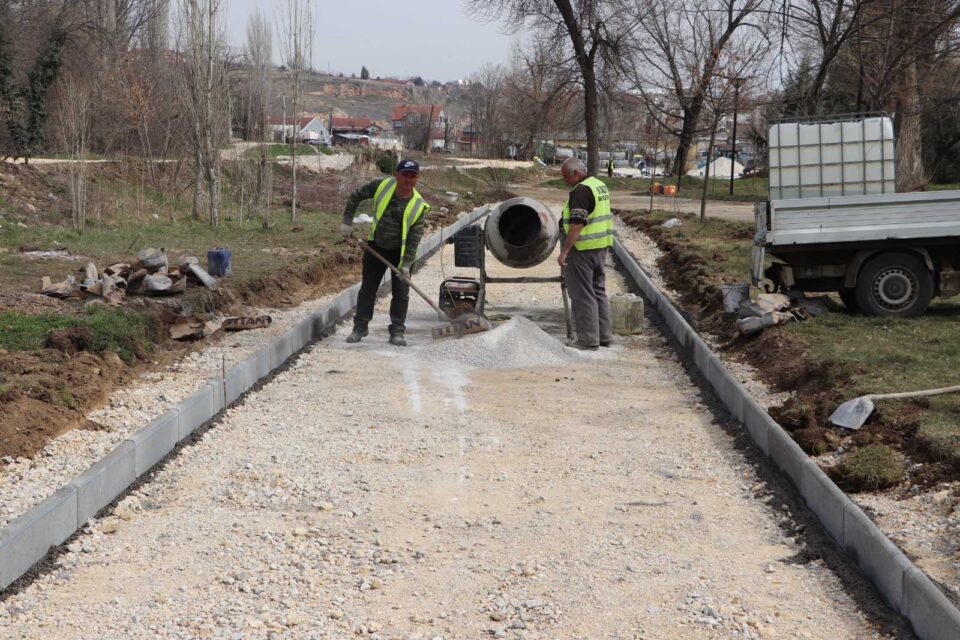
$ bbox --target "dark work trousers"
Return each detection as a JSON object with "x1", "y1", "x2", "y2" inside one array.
[
  {"x1": 564, "y1": 247, "x2": 613, "y2": 347},
  {"x1": 353, "y1": 242, "x2": 409, "y2": 336}
]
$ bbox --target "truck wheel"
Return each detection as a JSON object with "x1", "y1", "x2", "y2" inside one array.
[
  {"x1": 838, "y1": 289, "x2": 859, "y2": 312},
  {"x1": 854, "y1": 252, "x2": 933, "y2": 317}
]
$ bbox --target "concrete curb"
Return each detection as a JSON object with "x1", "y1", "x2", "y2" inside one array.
[
  {"x1": 612, "y1": 238, "x2": 960, "y2": 640},
  {"x1": 0, "y1": 206, "x2": 491, "y2": 593}
]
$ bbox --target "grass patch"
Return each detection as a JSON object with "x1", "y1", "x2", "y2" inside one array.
[
  {"x1": 834, "y1": 444, "x2": 906, "y2": 491},
  {"x1": 0, "y1": 201, "x2": 344, "y2": 294},
  {"x1": 620, "y1": 209, "x2": 756, "y2": 283},
  {"x1": 0, "y1": 307, "x2": 157, "y2": 362}
]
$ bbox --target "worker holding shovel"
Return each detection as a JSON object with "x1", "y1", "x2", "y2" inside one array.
[{"x1": 341, "y1": 159, "x2": 430, "y2": 346}]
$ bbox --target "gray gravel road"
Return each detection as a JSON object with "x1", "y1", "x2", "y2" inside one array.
[{"x1": 0, "y1": 245, "x2": 901, "y2": 639}]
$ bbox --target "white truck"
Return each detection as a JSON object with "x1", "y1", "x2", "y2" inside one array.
[{"x1": 751, "y1": 114, "x2": 960, "y2": 317}]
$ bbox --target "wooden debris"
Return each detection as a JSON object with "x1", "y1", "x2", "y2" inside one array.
[
  {"x1": 222, "y1": 315, "x2": 272, "y2": 331},
  {"x1": 41, "y1": 275, "x2": 77, "y2": 299},
  {"x1": 170, "y1": 316, "x2": 222, "y2": 340}
]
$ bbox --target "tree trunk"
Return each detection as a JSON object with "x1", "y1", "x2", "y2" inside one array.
[
  {"x1": 192, "y1": 149, "x2": 203, "y2": 219},
  {"x1": 582, "y1": 65, "x2": 600, "y2": 175},
  {"x1": 672, "y1": 104, "x2": 702, "y2": 193},
  {"x1": 700, "y1": 116, "x2": 719, "y2": 222},
  {"x1": 895, "y1": 59, "x2": 925, "y2": 192}
]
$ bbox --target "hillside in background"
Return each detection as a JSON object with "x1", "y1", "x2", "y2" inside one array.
[{"x1": 265, "y1": 72, "x2": 472, "y2": 127}]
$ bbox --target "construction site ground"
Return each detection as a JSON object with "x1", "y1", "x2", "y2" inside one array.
[{"x1": 0, "y1": 233, "x2": 912, "y2": 639}]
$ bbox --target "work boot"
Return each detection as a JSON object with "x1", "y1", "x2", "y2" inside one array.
[
  {"x1": 346, "y1": 328, "x2": 368, "y2": 343},
  {"x1": 565, "y1": 339, "x2": 598, "y2": 352},
  {"x1": 600, "y1": 340, "x2": 612, "y2": 347},
  {"x1": 388, "y1": 333, "x2": 407, "y2": 347}
]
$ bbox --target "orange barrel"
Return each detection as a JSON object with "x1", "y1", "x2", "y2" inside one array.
[
  {"x1": 651, "y1": 182, "x2": 661, "y2": 194},
  {"x1": 663, "y1": 184, "x2": 677, "y2": 196}
]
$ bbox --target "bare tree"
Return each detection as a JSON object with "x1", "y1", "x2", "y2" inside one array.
[
  {"x1": 470, "y1": 0, "x2": 636, "y2": 175},
  {"x1": 466, "y1": 64, "x2": 506, "y2": 157},
  {"x1": 179, "y1": 0, "x2": 228, "y2": 226},
  {"x1": 57, "y1": 77, "x2": 91, "y2": 231},
  {"x1": 502, "y1": 37, "x2": 579, "y2": 159},
  {"x1": 278, "y1": 0, "x2": 315, "y2": 223},
  {"x1": 628, "y1": 0, "x2": 769, "y2": 189},
  {"x1": 246, "y1": 8, "x2": 273, "y2": 227},
  {"x1": 778, "y1": 0, "x2": 876, "y2": 115}
]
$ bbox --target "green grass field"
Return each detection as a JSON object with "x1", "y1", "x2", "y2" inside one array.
[{"x1": 541, "y1": 175, "x2": 769, "y2": 202}]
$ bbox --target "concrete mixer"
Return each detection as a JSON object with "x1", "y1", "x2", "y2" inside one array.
[{"x1": 440, "y1": 197, "x2": 573, "y2": 339}]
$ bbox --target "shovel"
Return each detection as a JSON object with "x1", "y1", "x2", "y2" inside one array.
[
  {"x1": 358, "y1": 240, "x2": 492, "y2": 339},
  {"x1": 829, "y1": 384, "x2": 960, "y2": 430}
]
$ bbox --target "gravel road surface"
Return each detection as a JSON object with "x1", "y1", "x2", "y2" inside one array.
[{"x1": 0, "y1": 242, "x2": 902, "y2": 639}]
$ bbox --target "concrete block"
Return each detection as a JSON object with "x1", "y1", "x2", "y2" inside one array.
[
  {"x1": 293, "y1": 317, "x2": 315, "y2": 350},
  {"x1": 691, "y1": 335, "x2": 712, "y2": 371},
  {"x1": 741, "y1": 397, "x2": 771, "y2": 454},
  {"x1": 249, "y1": 348, "x2": 272, "y2": 380},
  {"x1": 269, "y1": 333, "x2": 294, "y2": 370},
  {"x1": 225, "y1": 361, "x2": 253, "y2": 405},
  {"x1": 70, "y1": 440, "x2": 136, "y2": 526},
  {"x1": 178, "y1": 384, "x2": 216, "y2": 440},
  {"x1": 799, "y1": 459, "x2": 849, "y2": 545},
  {"x1": 0, "y1": 486, "x2": 78, "y2": 591},
  {"x1": 131, "y1": 409, "x2": 179, "y2": 475},
  {"x1": 843, "y1": 503, "x2": 913, "y2": 611},
  {"x1": 711, "y1": 360, "x2": 745, "y2": 423},
  {"x1": 767, "y1": 423, "x2": 807, "y2": 489},
  {"x1": 903, "y1": 566, "x2": 960, "y2": 640},
  {"x1": 209, "y1": 376, "x2": 225, "y2": 412}
]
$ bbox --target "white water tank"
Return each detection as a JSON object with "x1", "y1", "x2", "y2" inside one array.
[{"x1": 768, "y1": 115, "x2": 896, "y2": 199}]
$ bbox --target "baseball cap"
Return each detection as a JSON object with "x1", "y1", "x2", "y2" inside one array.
[{"x1": 396, "y1": 159, "x2": 420, "y2": 175}]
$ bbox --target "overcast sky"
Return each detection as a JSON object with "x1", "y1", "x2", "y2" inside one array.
[{"x1": 224, "y1": 0, "x2": 524, "y2": 82}]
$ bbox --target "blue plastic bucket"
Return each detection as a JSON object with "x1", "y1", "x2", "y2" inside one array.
[{"x1": 207, "y1": 248, "x2": 232, "y2": 276}]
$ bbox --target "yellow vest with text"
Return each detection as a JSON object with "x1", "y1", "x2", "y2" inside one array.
[
  {"x1": 562, "y1": 176, "x2": 613, "y2": 251},
  {"x1": 370, "y1": 177, "x2": 430, "y2": 266}
]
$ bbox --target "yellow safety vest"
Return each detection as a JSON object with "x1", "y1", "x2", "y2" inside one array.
[
  {"x1": 370, "y1": 177, "x2": 431, "y2": 266},
  {"x1": 562, "y1": 176, "x2": 613, "y2": 251}
]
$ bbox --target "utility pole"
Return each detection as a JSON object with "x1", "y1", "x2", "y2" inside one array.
[{"x1": 729, "y1": 77, "x2": 743, "y2": 197}]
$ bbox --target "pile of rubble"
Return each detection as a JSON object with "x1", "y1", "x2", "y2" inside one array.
[
  {"x1": 39, "y1": 248, "x2": 271, "y2": 342},
  {"x1": 735, "y1": 292, "x2": 830, "y2": 336}
]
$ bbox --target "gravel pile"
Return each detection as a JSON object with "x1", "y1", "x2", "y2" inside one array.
[{"x1": 414, "y1": 316, "x2": 579, "y2": 370}]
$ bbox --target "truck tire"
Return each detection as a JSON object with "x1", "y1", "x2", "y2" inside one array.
[
  {"x1": 839, "y1": 288, "x2": 859, "y2": 311},
  {"x1": 854, "y1": 252, "x2": 933, "y2": 317}
]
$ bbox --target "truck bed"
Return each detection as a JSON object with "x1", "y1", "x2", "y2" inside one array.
[{"x1": 766, "y1": 190, "x2": 960, "y2": 246}]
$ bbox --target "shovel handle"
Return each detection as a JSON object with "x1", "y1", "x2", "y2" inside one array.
[
  {"x1": 868, "y1": 384, "x2": 960, "y2": 402},
  {"x1": 357, "y1": 240, "x2": 450, "y2": 319}
]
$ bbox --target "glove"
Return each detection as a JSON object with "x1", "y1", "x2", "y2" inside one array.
[
  {"x1": 400, "y1": 267, "x2": 411, "y2": 279},
  {"x1": 340, "y1": 223, "x2": 353, "y2": 237}
]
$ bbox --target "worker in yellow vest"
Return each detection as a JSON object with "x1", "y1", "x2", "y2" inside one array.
[
  {"x1": 557, "y1": 157, "x2": 614, "y2": 351},
  {"x1": 341, "y1": 159, "x2": 430, "y2": 346}
]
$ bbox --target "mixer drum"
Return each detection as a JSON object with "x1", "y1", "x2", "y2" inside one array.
[{"x1": 484, "y1": 197, "x2": 559, "y2": 269}]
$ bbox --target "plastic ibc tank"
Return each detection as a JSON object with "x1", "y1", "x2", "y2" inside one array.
[{"x1": 768, "y1": 115, "x2": 895, "y2": 199}]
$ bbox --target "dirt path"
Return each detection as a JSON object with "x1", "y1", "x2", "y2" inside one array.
[
  {"x1": 509, "y1": 184, "x2": 756, "y2": 223},
  {"x1": 0, "y1": 245, "x2": 903, "y2": 639}
]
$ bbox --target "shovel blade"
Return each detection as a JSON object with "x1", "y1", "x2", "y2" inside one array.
[
  {"x1": 829, "y1": 396, "x2": 875, "y2": 430},
  {"x1": 430, "y1": 313, "x2": 492, "y2": 340}
]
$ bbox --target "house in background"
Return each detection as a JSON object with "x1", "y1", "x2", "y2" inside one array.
[
  {"x1": 391, "y1": 103, "x2": 447, "y2": 150},
  {"x1": 329, "y1": 117, "x2": 383, "y2": 137},
  {"x1": 267, "y1": 115, "x2": 332, "y2": 145}
]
